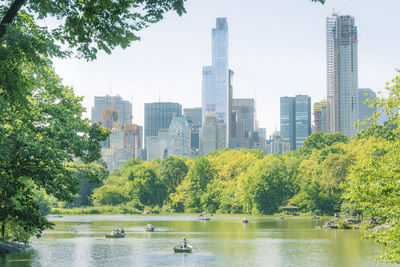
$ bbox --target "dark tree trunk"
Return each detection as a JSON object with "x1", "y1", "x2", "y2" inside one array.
[
  {"x1": 0, "y1": 0, "x2": 27, "y2": 40},
  {"x1": 1, "y1": 220, "x2": 5, "y2": 241}
]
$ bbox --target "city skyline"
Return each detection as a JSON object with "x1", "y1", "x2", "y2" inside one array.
[{"x1": 52, "y1": 0, "x2": 400, "y2": 137}]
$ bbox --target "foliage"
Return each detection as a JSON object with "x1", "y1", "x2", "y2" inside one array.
[
  {"x1": 343, "y1": 73, "x2": 400, "y2": 263},
  {"x1": 159, "y1": 156, "x2": 188, "y2": 194},
  {"x1": 241, "y1": 155, "x2": 299, "y2": 214},
  {"x1": 355, "y1": 124, "x2": 396, "y2": 141},
  {"x1": 298, "y1": 131, "x2": 348, "y2": 156},
  {"x1": 67, "y1": 162, "x2": 109, "y2": 207}
]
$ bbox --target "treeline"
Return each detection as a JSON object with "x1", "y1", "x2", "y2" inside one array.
[{"x1": 86, "y1": 128, "x2": 390, "y2": 216}]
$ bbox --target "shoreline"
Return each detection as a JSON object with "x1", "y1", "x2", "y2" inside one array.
[{"x1": 0, "y1": 241, "x2": 30, "y2": 255}]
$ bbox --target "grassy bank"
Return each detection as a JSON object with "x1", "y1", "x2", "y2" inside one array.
[{"x1": 50, "y1": 206, "x2": 162, "y2": 215}]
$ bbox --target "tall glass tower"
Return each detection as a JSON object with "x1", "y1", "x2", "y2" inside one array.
[
  {"x1": 202, "y1": 18, "x2": 232, "y2": 147},
  {"x1": 326, "y1": 15, "x2": 358, "y2": 137},
  {"x1": 280, "y1": 95, "x2": 311, "y2": 150}
]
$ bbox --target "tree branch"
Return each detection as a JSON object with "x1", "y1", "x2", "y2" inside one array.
[{"x1": 0, "y1": 0, "x2": 27, "y2": 40}]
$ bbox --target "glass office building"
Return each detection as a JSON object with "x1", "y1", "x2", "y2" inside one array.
[
  {"x1": 295, "y1": 95, "x2": 312, "y2": 149},
  {"x1": 280, "y1": 95, "x2": 311, "y2": 150},
  {"x1": 280, "y1": 97, "x2": 295, "y2": 150},
  {"x1": 144, "y1": 102, "x2": 182, "y2": 149}
]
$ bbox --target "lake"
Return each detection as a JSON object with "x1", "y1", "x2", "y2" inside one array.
[{"x1": 2, "y1": 214, "x2": 391, "y2": 266}]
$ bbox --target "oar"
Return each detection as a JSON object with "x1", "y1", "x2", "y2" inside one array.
[{"x1": 189, "y1": 243, "x2": 200, "y2": 251}]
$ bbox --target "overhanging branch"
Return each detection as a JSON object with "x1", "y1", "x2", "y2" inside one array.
[{"x1": 0, "y1": 0, "x2": 27, "y2": 40}]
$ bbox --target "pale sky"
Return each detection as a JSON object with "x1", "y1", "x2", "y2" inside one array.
[{"x1": 52, "y1": 0, "x2": 400, "y2": 137}]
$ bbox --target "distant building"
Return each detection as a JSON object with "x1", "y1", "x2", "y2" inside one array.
[
  {"x1": 200, "y1": 113, "x2": 226, "y2": 156},
  {"x1": 202, "y1": 18, "x2": 233, "y2": 147},
  {"x1": 92, "y1": 95, "x2": 143, "y2": 169},
  {"x1": 266, "y1": 131, "x2": 291, "y2": 155},
  {"x1": 184, "y1": 107, "x2": 202, "y2": 156},
  {"x1": 280, "y1": 95, "x2": 311, "y2": 150},
  {"x1": 102, "y1": 122, "x2": 142, "y2": 171},
  {"x1": 91, "y1": 95, "x2": 132, "y2": 130},
  {"x1": 144, "y1": 102, "x2": 182, "y2": 149},
  {"x1": 326, "y1": 15, "x2": 359, "y2": 137},
  {"x1": 232, "y1": 98, "x2": 255, "y2": 149},
  {"x1": 280, "y1": 97, "x2": 295, "y2": 150},
  {"x1": 146, "y1": 116, "x2": 191, "y2": 161},
  {"x1": 313, "y1": 100, "x2": 328, "y2": 132},
  {"x1": 358, "y1": 88, "x2": 376, "y2": 129},
  {"x1": 295, "y1": 95, "x2": 312, "y2": 149}
]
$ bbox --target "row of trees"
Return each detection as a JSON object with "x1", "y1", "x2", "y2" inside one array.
[{"x1": 92, "y1": 130, "x2": 390, "y2": 216}]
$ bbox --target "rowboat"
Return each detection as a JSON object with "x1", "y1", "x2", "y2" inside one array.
[
  {"x1": 242, "y1": 218, "x2": 249, "y2": 223},
  {"x1": 105, "y1": 233, "x2": 125, "y2": 238},
  {"x1": 174, "y1": 244, "x2": 192, "y2": 253},
  {"x1": 197, "y1": 216, "x2": 210, "y2": 221},
  {"x1": 144, "y1": 226, "x2": 155, "y2": 232}
]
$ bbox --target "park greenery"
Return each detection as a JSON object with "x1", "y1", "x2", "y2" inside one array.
[{"x1": 1, "y1": 0, "x2": 400, "y2": 264}]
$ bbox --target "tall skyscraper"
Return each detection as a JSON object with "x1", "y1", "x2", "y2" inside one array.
[
  {"x1": 202, "y1": 18, "x2": 233, "y2": 147},
  {"x1": 280, "y1": 95, "x2": 311, "y2": 150},
  {"x1": 144, "y1": 102, "x2": 182, "y2": 149},
  {"x1": 326, "y1": 15, "x2": 359, "y2": 137},
  {"x1": 295, "y1": 95, "x2": 312, "y2": 149},
  {"x1": 358, "y1": 88, "x2": 376, "y2": 128},
  {"x1": 280, "y1": 97, "x2": 295, "y2": 150}
]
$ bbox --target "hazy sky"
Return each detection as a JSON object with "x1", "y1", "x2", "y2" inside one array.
[{"x1": 53, "y1": 0, "x2": 400, "y2": 136}]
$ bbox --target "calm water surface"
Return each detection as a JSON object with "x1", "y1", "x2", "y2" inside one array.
[{"x1": 2, "y1": 215, "x2": 392, "y2": 267}]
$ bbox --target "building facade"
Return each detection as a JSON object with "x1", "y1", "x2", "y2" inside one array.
[
  {"x1": 184, "y1": 107, "x2": 202, "y2": 155},
  {"x1": 358, "y1": 88, "x2": 376, "y2": 128},
  {"x1": 280, "y1": 95, "x2": 311, "y2": 150},
  {"x1": 101, "y1": 122, "x2": 142, "y2": 171},
  {"x1": 199, "y1": 113, "x2": 226, "y2": 156},
  {"x1": 144, "y1": 102, "x2": 182, "y2": 149},
  {"x1": 266, "y1": 131, "x2": 291, "y2": 155},
  {"x1": 295, "y1": 95, "x2": 312, "y2": 149},
  {"x1": 232, "y1": 98, "x2": 255, "y2": 149},
  {"x1": 280, "y1": 97, "x2": 295, "y2": 150},
  {"x1": 326, "y1": 15, "x2": 359, "y2": 137},
  {"x1": 146, "y1": 116, "x2": 191, "y2": 161},
  {"x1": 91, "y1": 95, "x2": 132, "y2": 129},
  {"x1": 314, "y1": 100, "x2": 329, "y2": 133},
  {"x1": 202, "y1": 18, "x2": 233, "y2": 147}
]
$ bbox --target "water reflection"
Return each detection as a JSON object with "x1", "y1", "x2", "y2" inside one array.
[{"x1": 3, "y1": 215, "x2": 390, "y2": 266}]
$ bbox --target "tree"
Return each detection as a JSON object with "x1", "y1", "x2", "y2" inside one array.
[
  {"x1": 170, "y1": 157, "x2": 213, "y2": 212},
  {"x1": 159, "y1": 157, "x2": 188, "y2": 194},
  {"x1": 68, "y1": 162, "x2": 109, "y2": 207},
  {"x1": 344, "y1": 73, "x2": 400, "y2": 263},
  {"x1": 0, "y1": 66, "x2": 109, "y2": 241},
  {"x1": 241, "y1": 155, "x2": 298, "y2": 214}
]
